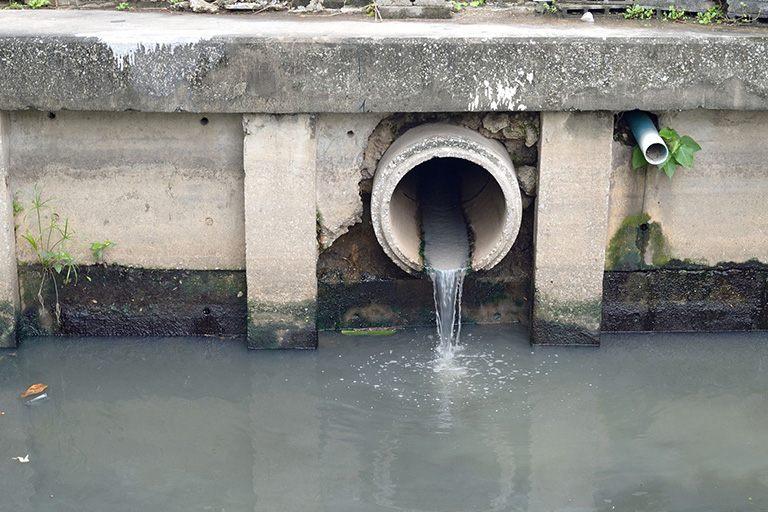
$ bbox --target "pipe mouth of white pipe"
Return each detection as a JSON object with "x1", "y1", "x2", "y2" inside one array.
[
  {"x1": 625, "y1": 110, "x2": 669, "y2": 166},
  {"x1": 644, "y1": 142, "x2": 669, "y2": 165},
  {"x1": 371, "y1": 124, "x2": 523, "y2": 275}
]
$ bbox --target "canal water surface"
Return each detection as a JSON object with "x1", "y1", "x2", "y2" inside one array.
[{"x1": 2, "y1": 325, "x2": 767, "y2": 512}]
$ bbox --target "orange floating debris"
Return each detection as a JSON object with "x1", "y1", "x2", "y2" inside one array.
[{"x1": 21, "y1": 383, "x2": 48, "y2": 398}]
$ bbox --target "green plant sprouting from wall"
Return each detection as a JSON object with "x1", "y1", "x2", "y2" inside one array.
[
  {"x1": 14, "y1": 187, "x2": 117, "y2": 328},
  {"x1": 697, "y1": 4, "x2": 726, "y2": 23},
  {"x1": 17, "y1": 186, "x2": 77, "y2": 326},
  {"x1": 624, "y1": 3, "x2": 655, "y2": 19},
  {"x1": 663, "y1": 4, "x2": 686, "y2": 20},
  {"x1": 452, "y1": 0, "x2": 484, "y2": 11},
  {"x1": 632, "y1": 126, "x2": 701, "y2": 178},
  {"x1": 91, "y1": 241, "x2": 116, "y2": 263}
]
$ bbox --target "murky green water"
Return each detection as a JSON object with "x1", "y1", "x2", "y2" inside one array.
[{"x1": 2, "y1": 326, "x2": 768, "y2": 512}]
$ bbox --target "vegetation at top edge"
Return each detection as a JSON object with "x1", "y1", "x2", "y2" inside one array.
[
  {"x1": 624, "y1": 3, "x2": 655, "y2": 19},
  {"x1": 3, "y1": 0, "x2": 49, "y2": 8},
  {"x1": 542, "y1": 0, "x2": 559, "y2": 14},
  {"x1": 663, "y1": 4, "x2": 686, "y2": 20},
  {"x1": 632, "y1": 126, "x2": 701, "y2": 178},
  {"x1": 451, "y1": 0, "x2": 484, "y2": 12},
  {"x1": 697, "y1": 4, "x2": 726, "y2": 23}
]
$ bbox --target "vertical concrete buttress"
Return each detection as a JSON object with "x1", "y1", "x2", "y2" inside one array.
[
  {"x1": 243, "y1": 114, "x2": 318, "y2": 349},
  {"x1": 0, "y1": 111, "x2": 19, "y2": 347},
  {"x1": 532, "y1": 112, "x2": 613, "y2": 345}
]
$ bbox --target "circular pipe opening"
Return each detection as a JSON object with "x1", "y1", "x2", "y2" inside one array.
[
  {"x1": 644, "y1": 142, "x2": 668, "y2": 164},
  {"x1": 371, "y1": 123, "x2": 523, "y2": 275}
]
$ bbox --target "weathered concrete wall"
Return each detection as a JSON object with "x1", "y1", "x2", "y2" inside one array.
[
  {"x1": 318, "y1": 111, "x2": 538, "y2": 331},
  {"x1": 648, "y1": 110, "x2": 768, "y2": 266},
  {"x1": 603, "y1": 109, "x2": 768, "y2": 332},
  {"x1": 243, "y1": 114, "x2": 317, "y2": 348},
  {"x1": 0, "y1": 111, "x2": 19, "y2": 347},
  {"x1": 606, "y1": 110, "x2": 768, "y2": 269},
  {"x1": 532, "y1": 111, "x2": 613, "y2": 345},
  {"x1": 10, "y1": 110, "x2": 245, "y2": 270}
]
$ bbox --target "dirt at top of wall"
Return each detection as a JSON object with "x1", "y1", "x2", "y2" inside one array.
[{"x1": 4, "y1": 0, "x2": 765, "y2": 22}]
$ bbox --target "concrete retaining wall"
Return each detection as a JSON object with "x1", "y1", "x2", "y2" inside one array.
[{"x1": 2, "y1": 11, "x2": 768, "y2": 347}]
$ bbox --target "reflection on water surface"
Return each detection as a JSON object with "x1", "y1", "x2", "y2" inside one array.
[{"x1": 1, "y1": 325, "x2": 767, "y2": 512}]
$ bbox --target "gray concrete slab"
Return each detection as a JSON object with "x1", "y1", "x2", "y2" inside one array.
[
  {"x1": 1, "y1": 11, "x2": 768, "y2": 113},
  {"x1": 0, "y1": 111, "x2": 19, "y2": 348}
]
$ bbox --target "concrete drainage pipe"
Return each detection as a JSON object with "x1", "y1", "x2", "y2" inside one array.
[{"x1": 371, "y1": 123, "x2": 523, "y2": 275}]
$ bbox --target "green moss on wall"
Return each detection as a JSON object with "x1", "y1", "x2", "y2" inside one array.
[
  {"x1": 247, "y1": 298, "x2": 317, "y2": 349},
  {"x1": 606, "y1": 212, "x2": 670, "y2": 271},
  {"x1": 0, "y1": 300, "x2": 16, "y2": 347}
]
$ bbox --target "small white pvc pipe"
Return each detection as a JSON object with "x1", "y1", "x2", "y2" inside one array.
[{"x1": 625, "y1": 111, "x2": 669, "y2": 166}]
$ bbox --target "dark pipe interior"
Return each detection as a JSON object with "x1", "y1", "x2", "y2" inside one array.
[{"x1": 391, "y1": 157, "x2": 504, "y2": 270}]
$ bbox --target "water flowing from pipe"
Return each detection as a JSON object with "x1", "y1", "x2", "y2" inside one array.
[
  {"x1": 428, "y1": 267, "x2": 466, "y2": 359},
  {"x1": 418, "y1": 161, "x2": 471, "y2": 361}
]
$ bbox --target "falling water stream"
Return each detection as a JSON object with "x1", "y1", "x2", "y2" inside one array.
[{"x1": 418, "y1": 163, "x2": 470, "y2": 361}]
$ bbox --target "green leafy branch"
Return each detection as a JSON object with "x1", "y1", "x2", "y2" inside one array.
[{"x1": 632, "y1": 127, "x2": 701, "y2": 178}]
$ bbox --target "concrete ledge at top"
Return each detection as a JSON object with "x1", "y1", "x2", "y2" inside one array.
[{"x1": 1, "y1": 11, "x2": 768, "y2": 113}]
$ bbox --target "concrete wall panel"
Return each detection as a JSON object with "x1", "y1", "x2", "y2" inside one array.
[
  {"x1": 9, "y1": 110, "x2": 245, "y2": 270},
  {"x1": 646, "y1": 110, "x2": 768, "y2": 265}
]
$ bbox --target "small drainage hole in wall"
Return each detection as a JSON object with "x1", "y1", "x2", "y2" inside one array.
[
  {"x1": 200, "y1": 117, "x2": 209, "y2": 126},
  {"x1": 47, "y1": 112, "x2": 56, "y2": 120},
  {"x1": 347, "y1": 130, "x2": 355, "y2": 138}
]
